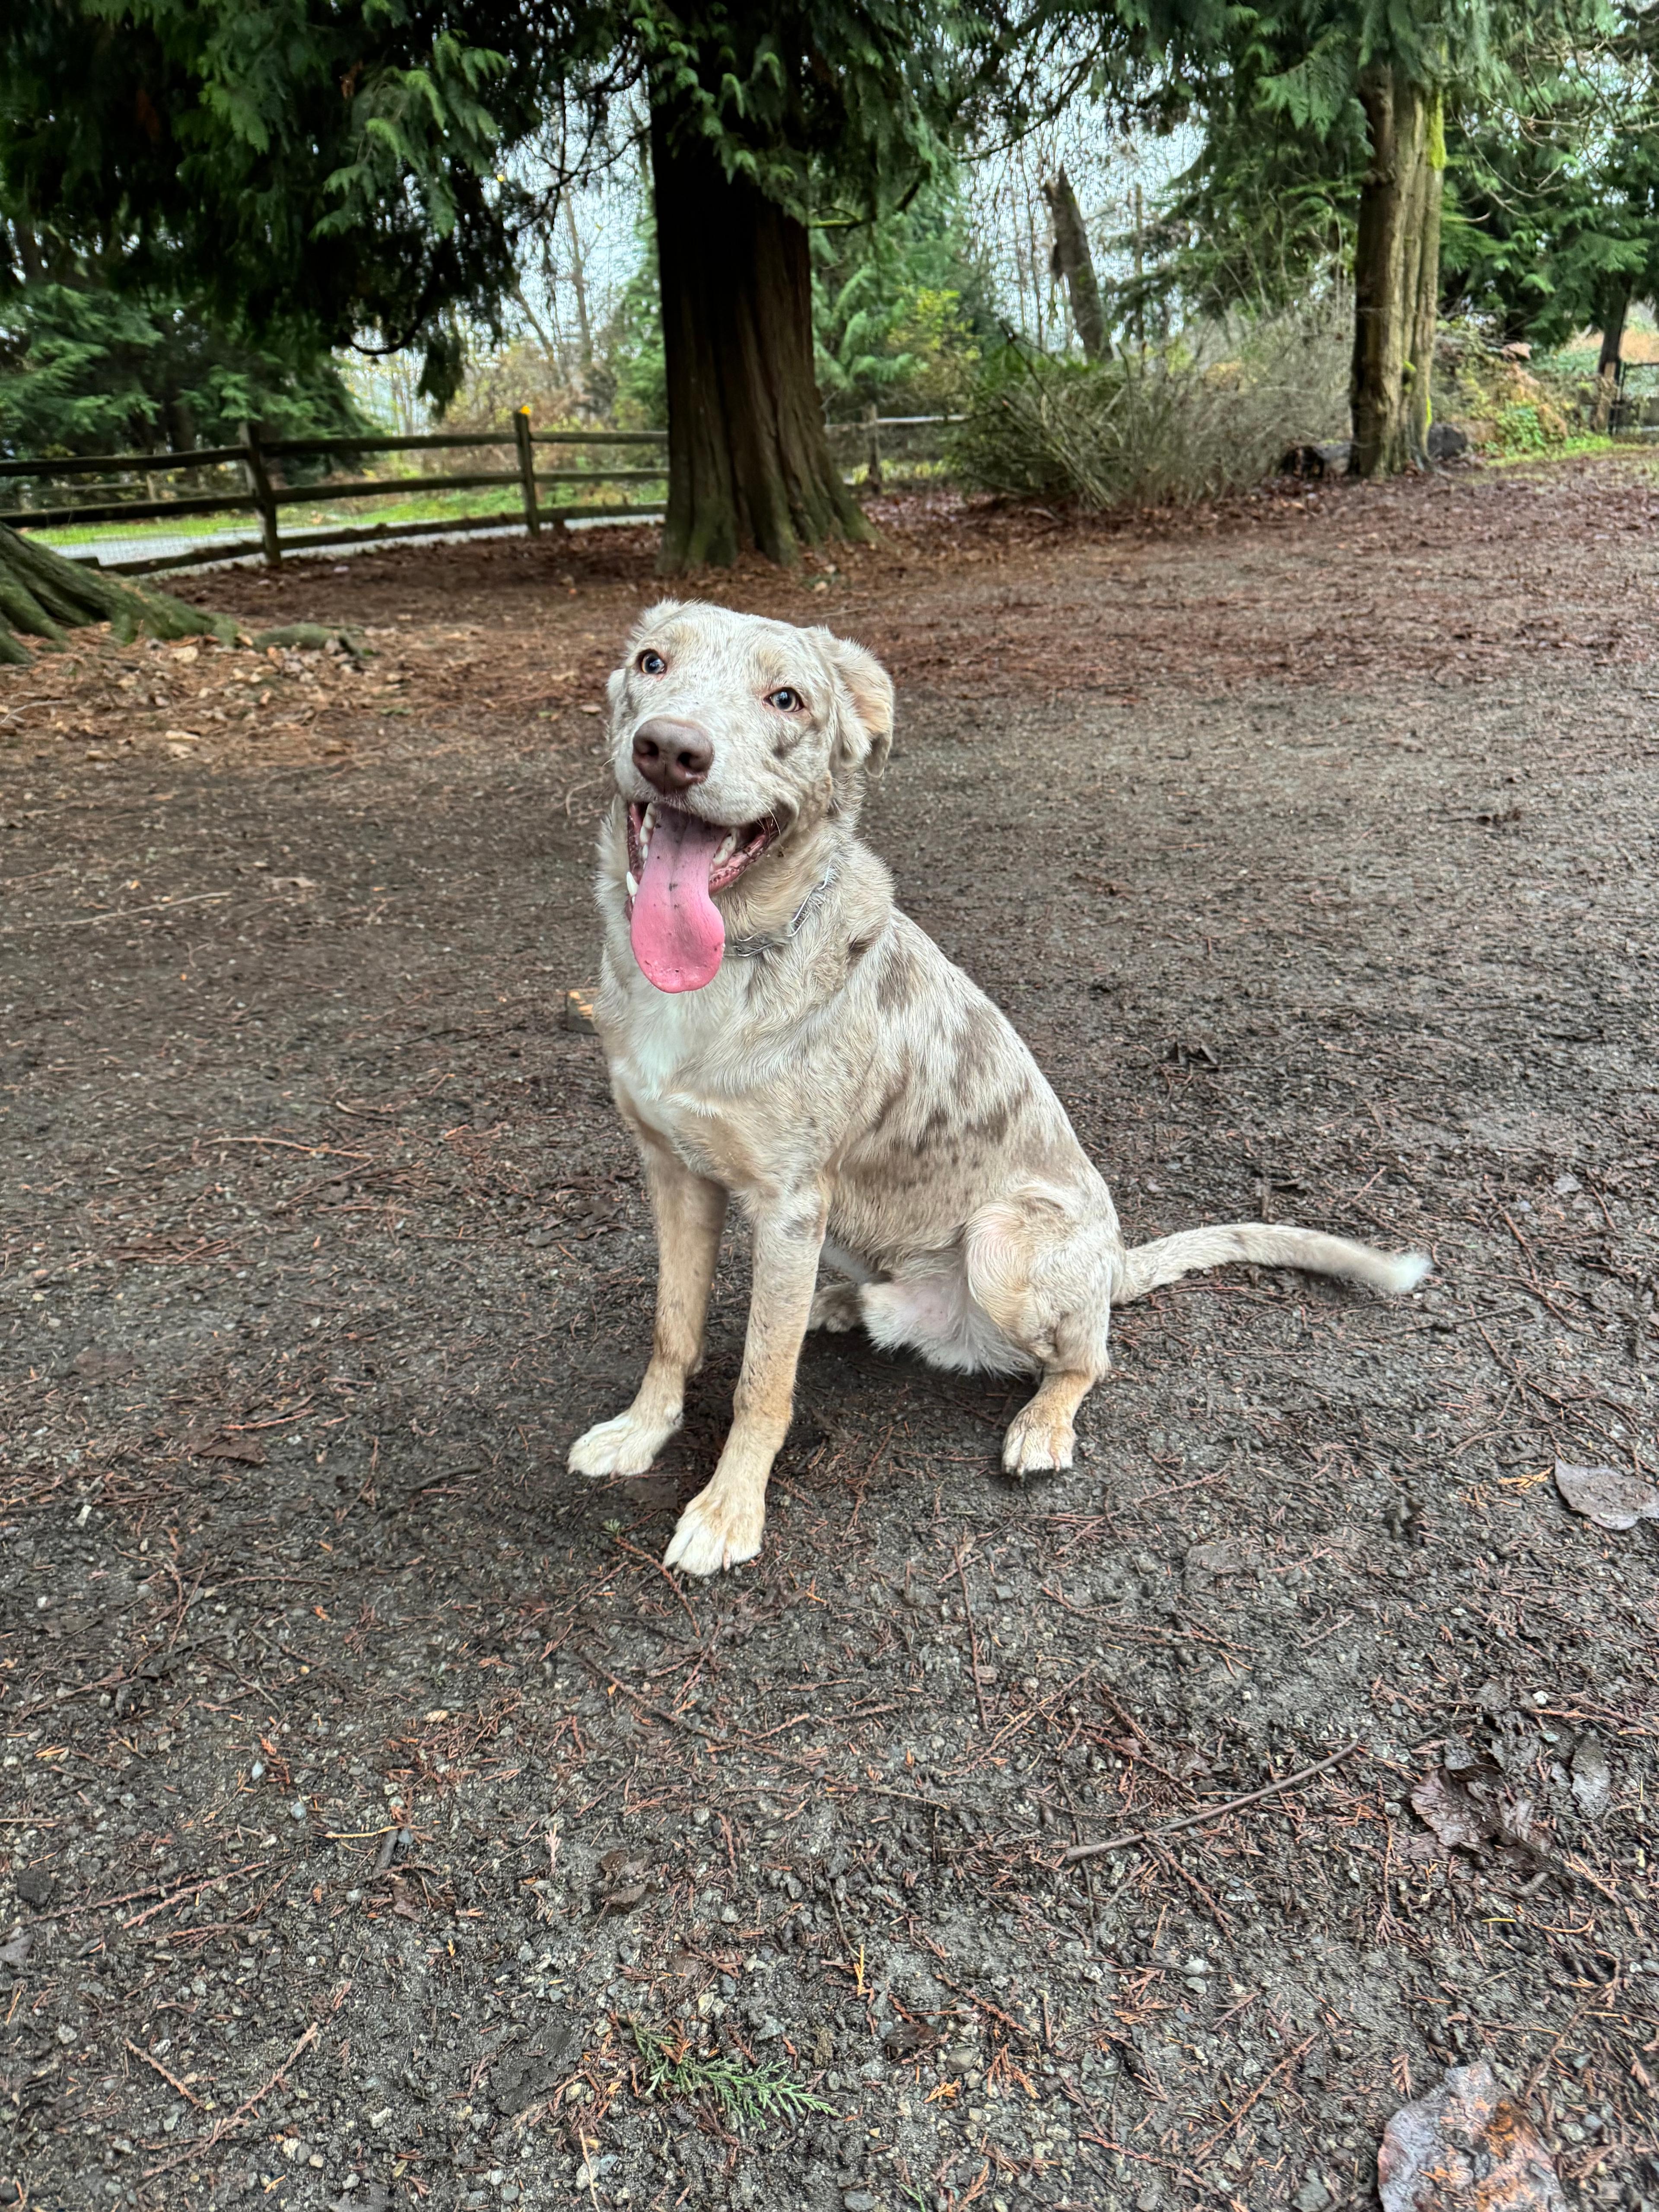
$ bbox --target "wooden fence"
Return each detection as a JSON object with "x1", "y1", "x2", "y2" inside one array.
[
  {"x1": 0, "y1": 413, "x2": 667, "y2": 575},
  {"x1": 0, "y1": 410, "x2": 961, "y2": 575}
]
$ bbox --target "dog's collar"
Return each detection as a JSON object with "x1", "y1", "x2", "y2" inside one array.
[{"x1": 724, "y1": 869, "x2": 835, "y2": 960}]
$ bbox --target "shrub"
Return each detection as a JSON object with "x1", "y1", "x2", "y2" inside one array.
[{"x1": 950, "y1": 299, "x2": 1350, "y2": 509}]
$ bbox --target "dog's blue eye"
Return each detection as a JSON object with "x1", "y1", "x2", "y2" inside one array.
[
  {"x1": 768, "y1": 687, "x2": 801, "y2": 712},
  {"x1": 638, "y1": 650, "x2": 666, "y2": 675}
]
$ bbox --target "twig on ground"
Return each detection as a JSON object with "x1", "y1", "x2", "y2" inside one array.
[
  {"x1": 1144, "y1": 1837, "x2": 1236, "y2": 1935},
  {"x1": 577, "y1": 1654, "x2": 730, "y2": 1746},
  {"x1": 1059, "y1": 1741, "x2": 1360, "y2": 1866},
  {"x1": 612, "y1": 1535, "x2": 702, "y2": 1636},
  {"x1": 125, "y1": 2036, "x2": 202, "y2": 2105},
  {"x1": 141, "y1": 2020, "x2": 318, "y2": 2179},
  {"x1": 1190, "y1": 2032, "x2": 1318, "y2": 2160},
  {"x1": 32, "y1": 1858, "x2": 270, "y2": 1926},
  {"x1": 125, "y1": 1860, "x2": 274, "y2": 1930},
  {"x1": 954, "y1": 1548, "x2": 990, "y2": 1731}
]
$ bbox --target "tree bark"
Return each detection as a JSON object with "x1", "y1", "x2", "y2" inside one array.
[
  {"x1": 1593, "y1": 285, "x2": 1629, "y2": 432},
  {"x1": 650, "y1": 106, "x2": 870, "y2": 573},
  {"x1": 1350, "y1": 70, "x2": 1445, "y2": 477},
  {"x1": 0, "y1": 522, "x2": 232, "y2": 664},
  {"x1": 1042, "y1": 167, "x2": 1109, "y2": 362}
]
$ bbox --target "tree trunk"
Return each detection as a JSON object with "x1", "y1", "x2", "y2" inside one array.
[
  {"x1": 1042, "y1": 167, "x2": 1109, "y2": 362},
  {"x1": 651, "y1": 106, "x2": 871, "y2": 573},
  {"x1": 563, "y1": 197, "x2": 593, "y2": 373},
  {"x1": 1350, "y1": 70, "x2": 1445, "y2": 477},
  {"x1": 1593, "y1": 285, "x2": 1629, "y2": 432},
  {"x1": 0, "y1": 522, "x2": 232, "y2": 664}
]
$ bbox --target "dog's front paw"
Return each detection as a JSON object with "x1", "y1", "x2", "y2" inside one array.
[
  {"x1": 1001, "y1": 1404, "x2": 1075, "y2": 1477},
  {"x1": 663, "y1": 1484, "x2": 765, "y2": 1577},
  {"x1": 569, "y1": 1408, "x2": 677, "y2": 1480}
]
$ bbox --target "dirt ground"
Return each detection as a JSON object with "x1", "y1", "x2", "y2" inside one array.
[{"x1": 2, "y1": 455, "x2": 1657, "y2": 2212}]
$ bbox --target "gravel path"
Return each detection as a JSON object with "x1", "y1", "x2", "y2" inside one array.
[{"x1": 2, "y1": 458, "x2": 1656, "y2": 2212}]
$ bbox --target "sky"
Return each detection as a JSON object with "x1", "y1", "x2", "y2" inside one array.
[{"x1": 342, "y1": 100, "x2": 1195, "y2": 427}]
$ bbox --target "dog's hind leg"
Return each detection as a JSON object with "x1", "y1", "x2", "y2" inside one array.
[
  {"x1": 1002, "y1": 1365, "x2": 1098, "y2": 1475},
  {"x1": 808, "y1": 1280, "x2": 864, "y2": 1332},
  {"x1": 810, "y1": 1239, "x2": 874, "y2": 1332},
  {"x1": 965, "y1": 1186, "x2": 1116, "y2": 1476},
  {"x1": 664, "y1": 1188, "x2": 826, "y2": 1576},
  {"x1": 569, "y1": 1143, "x2": 726, "y2": 1478}
]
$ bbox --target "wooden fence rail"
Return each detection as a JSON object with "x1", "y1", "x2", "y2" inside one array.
[
  {"x1": 0, "y1": 412, "x2": 670, "y2": 573},
  {"x1": 0, "y1": 410, "x2": 958, "y2": 575}
]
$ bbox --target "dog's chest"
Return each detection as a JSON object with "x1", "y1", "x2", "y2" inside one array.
[{"x1": 607, "y1": 991, "x2": 771, "y2": 1187}]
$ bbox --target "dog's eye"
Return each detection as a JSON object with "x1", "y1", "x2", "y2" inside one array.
[
  {"x1": 638, "y1": 649, "x2": 666, "y2": 675},
  {"x1": 767, "y1": 686, "x2": 803, "y2": 712}
]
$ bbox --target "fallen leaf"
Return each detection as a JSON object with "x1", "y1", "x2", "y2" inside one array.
[
  {"x1": 1570, "y1": 1734, "x2": 1611, "y2": 1820},
  {"x1": 883, "y1": 2020, "x2": 940, "y2": 2060},
  {"x1": 194, "y1": 1437, "x2": 268, "y2": 1467},
  {"x1": 597, "y1": 1881, "x2": 648, "y2": 1912},
  {"x1": 598, "y1": 1845, "x2": 650, "y2": 1883},
  {"x1": 1378, "y1": 2059, "x2": 1566, "y2": 2211},
  {"x1": 1410, "y1": 1769, "x2": 1496, "y2": 1854},
  {"x1": 1166, "y1": 1037, "x2": 1220, "y2": 1070},
  {"x1": 1393, "y1": 1829, "x2": 1444, "y2": 1865},
  {"x1": 1553, "y1": 1460, "x2": 1659, "y2": 1532},
  {"x1": 1184, "y1": 1537, "x2": 1263, "y2": 1590}
]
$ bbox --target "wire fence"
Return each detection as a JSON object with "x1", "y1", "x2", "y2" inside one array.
[
  {"x1": 1607, "y1": 361, "x2": 1659, "y2": 437},
  {"x1": 0, "y1": 410, "x2": 963, "y2": 576},
  {"x1": 825, "y1": 410, "x2": 963, "y2": 491}
]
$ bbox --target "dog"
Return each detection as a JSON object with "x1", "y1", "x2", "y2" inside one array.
[{"x1": 569, "y1": 601, "x2": 1429, "y2": 1575}]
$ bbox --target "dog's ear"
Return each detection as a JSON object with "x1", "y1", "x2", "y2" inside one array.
[{"x1": 820, "y1": 632, "x2": 895, "y2": 775}]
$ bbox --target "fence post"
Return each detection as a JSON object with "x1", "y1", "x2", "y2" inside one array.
[
  {"x1": 862, "y1": 402, "x2": 883, "y2": 493},
  {"x1": 514, "y1": 407, "x2": 541, "y2": 537},
  {"x1": 241, "y1": 423, "x2": 281, "y2": 567}
]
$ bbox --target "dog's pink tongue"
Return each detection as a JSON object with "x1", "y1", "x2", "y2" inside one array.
[{"x1": 630, "y1": 808, "x2": 727, "y2": 992}]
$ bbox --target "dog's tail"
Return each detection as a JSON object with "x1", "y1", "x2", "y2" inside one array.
[{"x1": 1115, "y1": 1221, "x2": 1430, "y2": 1304}]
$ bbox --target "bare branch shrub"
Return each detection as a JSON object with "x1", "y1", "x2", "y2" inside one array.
[{"x1": 951, "y1": 295, "x2": 1351, "y2": 508}]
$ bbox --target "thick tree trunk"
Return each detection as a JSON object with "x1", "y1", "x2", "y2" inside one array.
[
  {"x1": 1350, "y1": 71, "x2": 1445, "y2": 477},
  {"x1": 650, "y1": 107, "x2": 871, "y2": 572},
  {"x1": 0, "y1": 522, "x2": 232, "y2": 664},
  {"x1": 1042, "y1": 167, "x2": 1109, "y2": 362},
  {"x1": 1593, "y1": 286, "x2": 1629, "y2": 432}
]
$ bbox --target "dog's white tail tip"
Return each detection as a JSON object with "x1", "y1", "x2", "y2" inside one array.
[{"x1": 1379, "y1": 1249, "x2": 1433, "y2": 1295}]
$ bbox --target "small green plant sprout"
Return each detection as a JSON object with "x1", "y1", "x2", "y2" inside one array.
[{"x1": 626, "y1": 2018, "x2": 838, "y2": 2129}]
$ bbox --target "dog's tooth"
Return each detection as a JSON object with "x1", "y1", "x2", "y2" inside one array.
[
  {"x1": 625, "y1": 870, "x2": 639, "y2": 898},
  {"x1": 643, "y1": 802, "x2": 657, "y2": 832},
  {"x1": 715, "y1": 831, "x2": 736, "y2": 866}
]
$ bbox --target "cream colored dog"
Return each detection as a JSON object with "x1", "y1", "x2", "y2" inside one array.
[{"x1": 569, "y1": 601, "x2": 1429, "y2": 1576}]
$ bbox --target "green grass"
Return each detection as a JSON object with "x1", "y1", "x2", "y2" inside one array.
[
  {"x1": 27, "y1": 474, "x2": 667, "y2": 554},
  {"x1": 1481, "y1": 432, "x2": 1651, "y2": 468},
  {"x1": 626, "y1": 2018, "x2": 838, "y2": 2129}
]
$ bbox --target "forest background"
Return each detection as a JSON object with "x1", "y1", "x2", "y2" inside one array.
[{"x1": 3, "y1": 1, "x2": 1659, "y2": 566}]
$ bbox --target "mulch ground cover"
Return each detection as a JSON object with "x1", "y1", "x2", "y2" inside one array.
[{"x1": 2, "y1": 454, "x2": 1656, "y2": 2212}]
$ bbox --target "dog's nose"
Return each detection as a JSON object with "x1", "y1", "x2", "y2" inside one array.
[{"x1": 632, "y1": 718, "x2": 713, "y2": 794}]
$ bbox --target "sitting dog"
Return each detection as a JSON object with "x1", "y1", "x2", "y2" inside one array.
[{"x1": 570, "y1": 601, "x2": 1428, "y2": 1575}]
